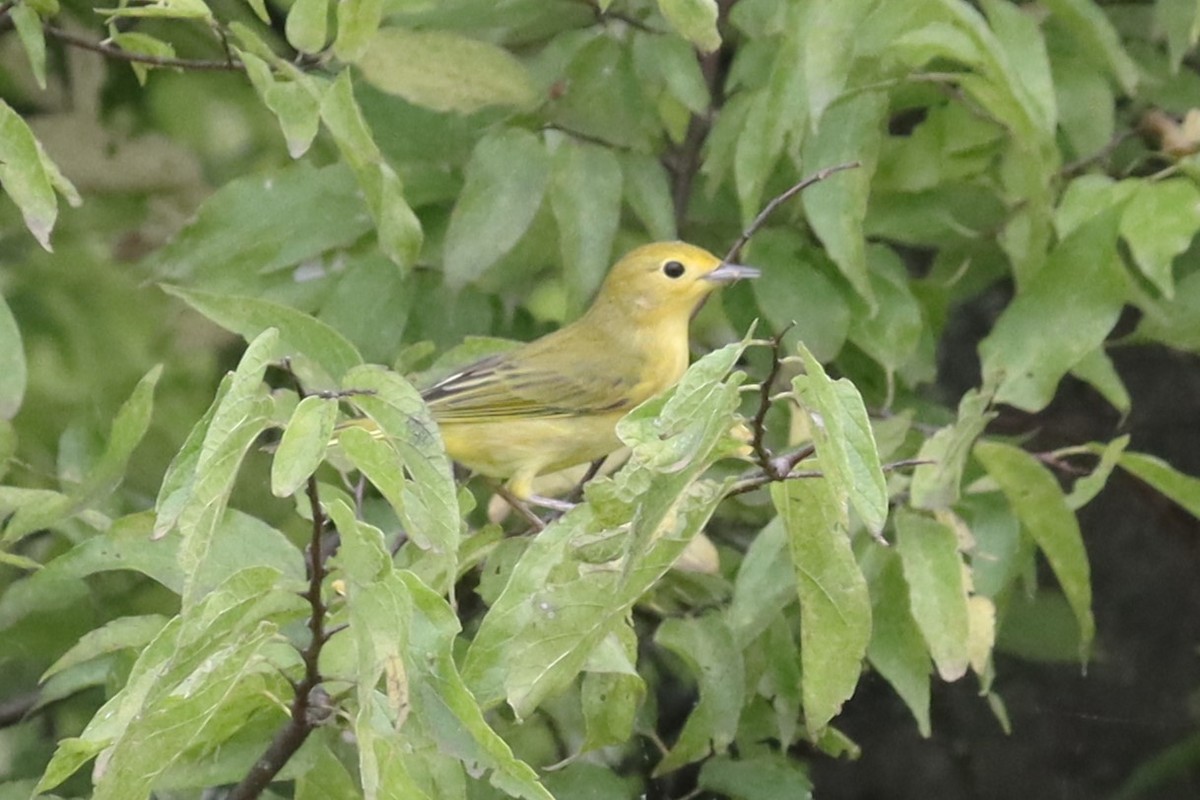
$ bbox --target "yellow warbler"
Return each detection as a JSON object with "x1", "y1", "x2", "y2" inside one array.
[{"x1": 421, "y1": 241, "x2": 758, "y2": 500}]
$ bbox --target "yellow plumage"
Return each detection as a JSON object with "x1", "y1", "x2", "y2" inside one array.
[{"x1": 422, "y1": 241, "x2": 758, "y2": 499}]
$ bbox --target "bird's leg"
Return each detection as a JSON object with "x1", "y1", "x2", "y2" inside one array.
[{"x1": 488, "y1": 480, "x2": 547, "y2": 532}]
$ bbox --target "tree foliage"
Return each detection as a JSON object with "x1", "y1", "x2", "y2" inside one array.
[{"x1": 2, "y1": 1, "x2": 1200, "y2": 798}]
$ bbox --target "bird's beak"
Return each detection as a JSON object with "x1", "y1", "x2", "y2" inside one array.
[{"x1": 704, "y1": 263, "x2": 761, "y2": 284}]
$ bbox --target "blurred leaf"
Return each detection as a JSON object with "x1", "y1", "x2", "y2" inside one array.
[
  {"x1": 847, "y1": 245, "x2": 924, "y2": 374},
  {"x1": 549, "y1": 141, "x2": 622, "y2": 311},
  {"x1": 697, "y1": 753, "x2": 813, "y2": 800},
  {"x1": 0, "y1": 99, "x2": 79, "y2": 251},
  {"x1": 286, "y1": 0, "x2": 329, "y2": 53},
  {"x1": 550, "y1": 36, "x2": 656, "y2": 151},
  {"x1": 443, "y1": 128, "x2": 551, "y2": 288},
  {"x1": 163, "y1": 285, "x2": 362, "y2": 389},
  {"x1": 334, "y1": 0, "x2": 382, "y2": 60},
  {"x1": 10, "y1": 3, "x2": 47, "y2": 89},
  {"x1": 1043, "y1": 0, "x2": 1139, "y2": 94},
  {"x1": 1156, "y1": 0, "x2": 1200, "y2": 71},
  {"x1": 975, "y1": 440, "x2": 1094, "y2": 661},
  {"x1": 97, "y1": 0, "x2": 213, "y2": 20},
  {"x1": 911, "y1": 387, "x2": 997, "y2": 510},
  {"x1": 110, "y1": 32, "x2": 177, "y2": 85},
  {"x1": 296, "y1": 743, "x2": 362, "y2": 800},
  {"x1": 580, "y1": 641, "x2": 644, "y2": 752},
  {"x1": 792, "y1": 343, "x2": 888, "y2": 535},
  {"x1": 995, "y1": 589, "x2": 1084, "y2": 662},
  {"x1": 154, "y1": 375, "x2": 230, "y2": 539},
  {"x1": 1134, "y1": 269, "x2": 1200, "y2": 352},
  {"x1": 620, "y1": 151, "x2": 677, "y2": 240},
  {"x1": 981, "y1": 0, "x2": 1057, "y2": 135},
  {"x1": 356, "y1": 27, "x2": 536, "y2": 113},
  {"x1": 639, "y1": 32, "x2": 710, "y2": 114},
  {"x1": 1053, "y1": 53, "x2": 1114, "y2": 159},
  {"x1": 772, "y1": 478, "x2": 871, "y2": 737},
  {"x1": 657, "y1": 0, "x2": 721, "y2": 53},
  {"x1": 4, "y1": 365, "x2": 160, "y2": 543},
  {"x1": 805, "y1": 0, "x2": 872, "y2": 127},
  {"x1": 895, "y1": 509, "x2": 970, "y2": 682},
  {"x1": 1113, "y1": 450, "x2": 1200, "y2": 520},
  {"x1": 0, "y1": 293, "x2": 27, "y2": 420},
  {"x1": 653, "y1": 614, "x2": 743, "y2": 774},
  {"x1": 979, "y1": 205, "x2": 1125, "y2": 412},
  {"x1": 271, "y1": 395, "x2": 338, "y2": 497},
  {"x1": 801, "y1": 91, "x2": 886, "y2": 310},
  {"x1": 320, "y1": 72, "x2": 424, "y2": 269},
  {"x1": 1120, "y1": 178, "x2": 1200, "y2": 300},
  {"x1": 867, "y1": 556, "x2": 932, "y2": 737},
  {"x1": 145, "y1": 162, "x2": 372, "y2": 288}
]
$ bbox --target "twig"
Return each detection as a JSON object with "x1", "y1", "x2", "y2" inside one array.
[
  {"x1": 227, "y1": 473, "x2": 333, "y2": 800},
  {"x1": 43, "y1": 26, "x2": 244, "y2": 71},
  {"x1": 748, "y1": 327, "x2": 794, "y2": 478},
  {"x1": 723, "y1": 161, "x2": 860, "y2": 264},
  {"x1": 725, "y1": 455, "x2": 929, "y2": 498},
  {"x1": 1060, "y1": 128, "x2": 1137, "y2": 178},
  {"x1": 489, "y1": 480, "x2": 547, "y2": 532}
]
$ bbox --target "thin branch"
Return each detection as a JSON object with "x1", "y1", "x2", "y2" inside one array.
[
  {"x1": 43, "y1": 26, "x2": 244, "y2": 71},
  {"x1": 748, "y1": 326, "x2": 793, "y2": 478},
  {"x1": 726, "y1": 456, "x2": 929, "y2": 498},
  {"x1": 723, "y1": 161, "x2": 860, "y2": 264}
]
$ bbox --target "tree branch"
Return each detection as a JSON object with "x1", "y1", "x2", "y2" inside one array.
[
  {"x1": 228, "y1": 391, "x2": 335, "y2": 799},
  {"x1": 43, "y1": 26, "x2": 243, "y2": 71},
  {"x1": 723, "y1": 161, "x2": 860, "y2": 264}
]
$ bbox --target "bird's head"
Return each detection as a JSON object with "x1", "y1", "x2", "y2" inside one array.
[{"x1": 592, "y1": 242, "x2": 760, "y2": 323}]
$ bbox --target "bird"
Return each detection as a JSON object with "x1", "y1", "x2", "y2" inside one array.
[{"x1": 419, "y1": 241, "x2": 759, "y2": 503}]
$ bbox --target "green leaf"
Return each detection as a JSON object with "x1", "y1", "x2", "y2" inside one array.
[
  {"x1": 1113, "y1": 450, "x2": 1200, "y2": 520},
  {"x1": 911, "y1": 387, "x2": 997, "y2": 510},
  {"x1": 443, "y1": 128, "x2": 551, "y2": 288},
  {"x1": 653, "y1": 614, "x2": 744, "y2": 775},
  {"x1": 975, "y1": 440, "x2": 1094, "y2": 661},
  {"x1": 894, "y1": 510, "x2": 971, "y2": 682},
  {"x1": 657, "y1": 0, "x2": 721, "y2": 53},
  {"x1": 286, "y1": 0, "x2": 328, "y2": 53},
  {"x1": 697, "y1": 753, "x2": 814, "y2": 800},
  {"x1": 241, "y1": 52, "x2": 324, "y2": 158},
  {"x1": 792, "y1": 343, "x2": 888, "y2": 535},
  {"x1": 145, "y1": 162, "x2": 372, "y2": 288},
  {"x1": 801, "y1": 92, "x2": 886, "y2": 309},
  {"x1": 154, "y1": 375, "x2": 230, "y2": 539},
  {"x1": 42, "y1": 615, "x2": 171, "y2": 681},
  {"x1": 110, "y1": 32, "x2": 177, "y2": 85},
  {"x1": 979, "y1": 205, "x2": 1126, "y2": 412},
  {"x1": 296, "y1": 742, "x2": 362, "y2": 800},
  {"x1": 1133, "y1": 269, "x2": 1200, "y2": 352},
  {"x1": 177, "y1": 330, "x2": 279, "y2": 606},
  {"x1": 580, "y1": 641, "x2": 644, "y2": 752},
  {"x1": 320, "y1": 72, "x2": 423, "y2": 270},
  {"x1": 620, "y1": 151, "x2": 677, "y2": 240},
  {"x1": 96, "y1": 0, "x2": 212, "y2": 20},
  {"x1": 1066, "y1": 434, "x2": 1129, "y2": 510},
  {"x1": 334, "y1": 504, "x2": 552, "y2": 800},
  {"x1": 1043, "y1": 0, "x2": 1139, "y2": 94},
  {"x1": 0, "y1": 99, "x2": 78, "y2": 251},
  {"x1": 727, "y1": 517, "x2": 794, "y2": 647},
  {"x1": 549, "y1": 140, "x2": 622, "y2": 312},
  {"x1": 333, "y1": 0, "x2": 382, "y2": 61},
  {"x1": 981, "y1": 0, "x2": 1057, "y2": 135},
  {"x1": 772, "y1": 478, "x2": 871, "y2": 736},
  {"x1": 749, "y1": 232, "x2": 849, "y2": 362},
  {"x1": 1156, "y1": 0, "x2": 1200, "y2": 71},
  {"x1": 272, "y1": 395, "x2": 338, "y2": 497},
  {"x1": 804, "y1": 0, "x2": 873, "y2": 126},
  {"x1": 847, "y1": 245, "x2": 924, "y2": 374},
  {"x1": 867, "y1": 556, "x2": 932, "y2": 737},
  {"x1": 0, "y1": 293, "x2": 27, "y2": 419},
  {"x1": 343, "y1": 365, "x2": 459, "y2": 578},
  {"x1": 1069, "y1": 348, "x2": 1130, "y2": 417},
  {"x1": 11, "y1": 3, "x2": 47, "y2": 89},
  {"x1": 1120, "y1": 178, "x2": 1200, "y2": 299},
  {"x1": 162, "y1": 284, "x2": 362, "y2": 389},
  {"x1": 356, "y1": 27, "x2": 536, "y2": 114},
  {"x1": 4, "y1": 365, "x2": 161, "y2": 543}
]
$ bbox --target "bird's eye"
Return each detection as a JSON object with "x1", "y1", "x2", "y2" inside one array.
[{"x1": 662, "y1": 260, "x2": 686, "y2": 278}]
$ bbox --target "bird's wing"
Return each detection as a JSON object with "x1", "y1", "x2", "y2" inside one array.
[{"x1": 422, "y1": 353, "x2": 637, "y2": 422}]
